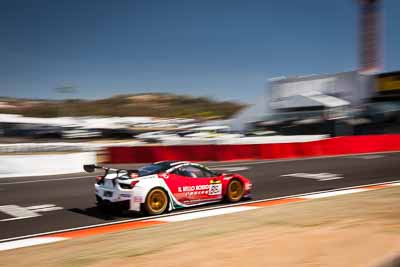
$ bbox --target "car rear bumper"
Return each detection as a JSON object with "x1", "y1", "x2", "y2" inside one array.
[
  {"x1": 95, "y1": 183, "x2": 132, "y2": 201},
  {"x1": 95, "y1": 181, "x2": 148, "y2": 212},
  {"x1": 96, "y1": 195, "x2": 130, "y2": 210}
]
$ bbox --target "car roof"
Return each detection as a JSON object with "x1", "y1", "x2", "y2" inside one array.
[{"x1": 152, "y1": 160, "x2": 191, "y2": 170}]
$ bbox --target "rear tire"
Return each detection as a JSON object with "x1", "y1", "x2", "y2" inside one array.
[
  {"x1": 143, "y1": 188, "x2": 169, "y2": 215},
  {"x1": 96, "y1": 197, "x2": 109, "y2": 211},
  {"x1": 226, "y1": 179, "x2": 244, "y2": 203}
]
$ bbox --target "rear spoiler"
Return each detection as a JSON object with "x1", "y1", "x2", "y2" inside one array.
[{"x1": 83, "y1": 164, "x2": 139, "y2": 176}]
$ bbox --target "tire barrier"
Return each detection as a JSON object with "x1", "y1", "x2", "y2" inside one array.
[{"x1": 105, "y1": 134, "x2": 400, "y2": 163}]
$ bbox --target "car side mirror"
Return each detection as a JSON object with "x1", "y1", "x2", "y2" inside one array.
[{"x1": 83, "y1": 164, "x2": 95, "y2": 173}]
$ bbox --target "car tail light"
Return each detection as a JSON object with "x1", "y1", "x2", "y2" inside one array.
[
  {"x1": 130, "y1": 180, "x2": 139, "y2": 188},
  {"x1": 119, "y1": 183, "x2": 132, "y2": 189},
  {"x1": 130, "y1": 173, "x2": 139, "y2": 178},
  {"x1": 96, "y1": 176, "x2": 105, "y2": 184}
]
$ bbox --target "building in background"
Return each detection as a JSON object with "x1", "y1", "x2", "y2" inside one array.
[
  {"x1": 267, "y1": 71, "x2": 370, "y2": 113},
  {"x1": 365, "y1": 71, "x2": 400, "y2": 133},
  {"x1": 235, "y1": 70, "x2": 400, "y2": 136},
  {"x1": 374, "y1": 71, "x2": 400, "y2": 97},
  {"x1": 231, "y1": 0, "x2": 396, "y2": 136},
  {"x1": 255, "y1": 72, "x2": 374, "y2": 136}
]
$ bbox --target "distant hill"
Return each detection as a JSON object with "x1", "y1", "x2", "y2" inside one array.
[{"x1": 0, "y1": 93, "x2": 246, "y2": 119}]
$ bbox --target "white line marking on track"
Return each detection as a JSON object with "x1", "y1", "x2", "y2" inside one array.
[
  {"x1": 0, "y1": 176, "x2": 93, "y2": 185},
  {"x1": 0, "y1": 205, "x2": 39, "y2": 218},
  {"x1": 210, "y1": 166, "x2": 250, "y2": 172},
  {"x1": 153, "y1": 206, "x2": 257, "y2": 222},
  {"x1": 0, "y1": 237, "x2": 68, "y2": 251},
  {"x1": 26, "y1": 204, "x2": 57, "y2": 210},
  {"x1": 31, "y1": 207, "x2": 64, "y2": 212},
  {"x1": 0, "y1": 204, "x2": 64, "y2": 222},
  {"x1": 281, "y1": 173, "x2": 343, "y2": 181},
  {"x1": 348, "y1": 155, "x2": 385, "y2": 160},
  {"x1": 0, "y1": 216, "x2": 38, "y2": 222},
  {"x1": 387, "y1": 182, "x2": 400, "y2": 186},
  {"x1": 302, "y1": 189, "x2": 368, "y2": 199}
]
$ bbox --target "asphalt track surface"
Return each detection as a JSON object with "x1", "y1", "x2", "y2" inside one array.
[{"x1": 0, "y1": 152, "x2": 399, "y2": 241}]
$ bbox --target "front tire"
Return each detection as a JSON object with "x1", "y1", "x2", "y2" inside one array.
[
  {"x1": 226, "y1": 179, "x2": 244, "y2": 203},
  {"x1": 143, "y1": 188, "x2": 169, "y2": 215}
]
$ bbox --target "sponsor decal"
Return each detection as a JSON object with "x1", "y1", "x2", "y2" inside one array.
[
  {"x1": 209, "y1": 184, "x2": 222, "y2": 196},
  {"x1": 184, "y1": 190, "x2": 209, "y2": 197},
  {"x1": 120, "y1": 194, "x2": 131, "y2": 198},
  {"x1": 178, "y1": 184, "x2": 211, "y2": 192},
  {"x1": 177, "y1": 182, "x2": 222, "y2": 196}
]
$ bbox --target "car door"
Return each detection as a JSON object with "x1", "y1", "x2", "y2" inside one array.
[
  {"x1": 161, "y1": 171, "x2": 189, "y2": 204},
  {"x1": 177, "y1": 165, "x2": 223, "y2": 204}
]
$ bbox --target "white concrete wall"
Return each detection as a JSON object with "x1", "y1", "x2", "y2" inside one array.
[
  {"x1": 0, "y1": 141, "x2": 145, "y2": 153},
  {"x1": 0, "y1": 152, "x2": 96, "y2": 178},
  {"x1": 160, "y1": 135, "x2": 328, "y2": 145}
]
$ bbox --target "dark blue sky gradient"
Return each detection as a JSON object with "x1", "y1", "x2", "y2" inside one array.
[{"x1": 1, "y1": 0, "x2": 399, "y2": 102}]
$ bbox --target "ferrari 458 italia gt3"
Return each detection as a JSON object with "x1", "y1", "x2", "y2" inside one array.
[{"x1": 84, "y1": 161, "x2": 252, "y2": 215}]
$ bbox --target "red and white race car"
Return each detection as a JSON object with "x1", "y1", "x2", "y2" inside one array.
[{"x1": 84, "y1": 161, "x2": 252, "y2": 215}]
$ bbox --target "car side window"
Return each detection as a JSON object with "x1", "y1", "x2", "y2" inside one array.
[
  {"x1": 171, "y1": 167, "x2": 193, "y2": 177},
  {"x1": 186, "y1": 166, "x2": 203, "y2": 178},
  {"x1": 171, "y1": 168, "x2": 186, "y2": 177},
  {"x1": 174, "y1": 165, "x2": 215, "y2": 178},
  {"x1": 195, "y1": 166, "x2": 215, "y2": 178}
]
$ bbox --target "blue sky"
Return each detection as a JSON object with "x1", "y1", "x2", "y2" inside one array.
[{"x1": 0, "y1": 0, "x2": 399, "y2": 103}]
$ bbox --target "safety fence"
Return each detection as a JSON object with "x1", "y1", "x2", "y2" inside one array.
[
  {"x1": 105, "y1": 134, "x2": 400, "y2": 163},
  {"x1": 0, "y1": 136, "x2": 327, "y2": 153}
]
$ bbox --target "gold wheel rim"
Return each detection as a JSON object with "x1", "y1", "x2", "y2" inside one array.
[
  {"x1": 229, "y1": 180, "x2": 243, "y2": 201},
  {"x1": 148, "y1": 189, "x2": 167, "y2": 213}
]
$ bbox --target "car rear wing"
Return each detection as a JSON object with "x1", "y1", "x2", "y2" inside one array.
[{"x1": 83, "y1": 164, "x2": 139, "y2": 177}]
